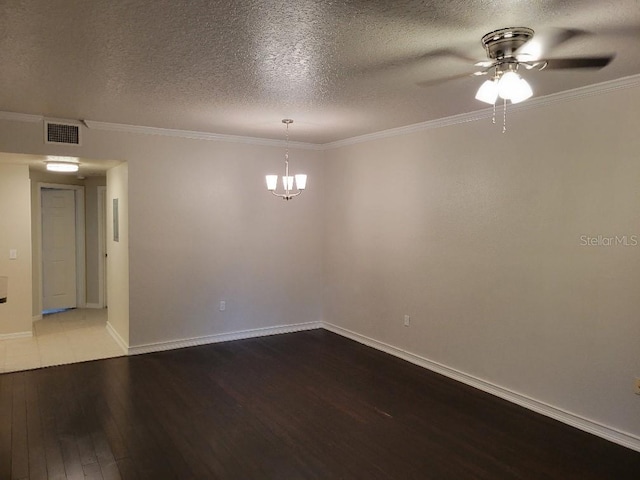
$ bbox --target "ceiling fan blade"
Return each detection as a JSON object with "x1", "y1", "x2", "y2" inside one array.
[
  {"x1": 437, "y1": 49, "x2": 484, "y2": 64},
  {"x1": 417, "y1": 71, "x2": 485, "y2": 88},
  {"x1": 543, "y1": 55, "x2": 614, "y2": 69},
  {"x1": 357, "y1": 48, "x2": 483, "y2": 76},
  {"x1": 516, "y1": 28, "x2": 585, "y2": 61}
]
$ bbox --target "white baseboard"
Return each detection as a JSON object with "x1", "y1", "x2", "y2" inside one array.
[
  {"x1": 322, "y1": 322, "x2": 640, "y2": 453},
  {"x1": 106, "y1": 321, "x2": 129, "y2": 354},
  {"x1": 128, "y1": 321, "x2": 323, "y2": 356},
  {"x1": 97, "y1": 318, "x2": 640, "y2": 452},
  {"x1": 85, "y1": 303, "x2": 102, "y2": 309},
  {"x1": 0, "y1": 331, "x2": 33, "y2": 340}
]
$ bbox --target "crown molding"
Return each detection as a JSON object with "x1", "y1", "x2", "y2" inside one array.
[
  {"x1": 1, "y1": 74, "x2": 638, "y2": 150},
  {"x1": 82, "y1": 120, "x2": 323, "y2": 150},
  {"x1": 0, "y1": 111, "x2": 43, "y2": 123},
  {"x1": 323, "y1": 73, "x2": 640, "y2": 149}
]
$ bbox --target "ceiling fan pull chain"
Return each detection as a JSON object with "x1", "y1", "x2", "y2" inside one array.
[
  {"x1": 492, "y1": 102, "x2": 496, "y2": 124},
  {"x1": 502, "y1": 98, "x2": 507, "y2": 134}
]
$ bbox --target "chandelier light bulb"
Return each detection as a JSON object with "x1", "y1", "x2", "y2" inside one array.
[
  {"x1": 295, "y1": 174, "x2": 307, "y2": 190},
  {"x1": 266, "y1": 175, "x2": 278, "y2": 191},
  {"x1": 283, "y1": 176, "x2": 294, "y2": 190}
]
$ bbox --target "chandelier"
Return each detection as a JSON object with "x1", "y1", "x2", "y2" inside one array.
[{"x1": 266, "y1": 119, "x2": 307, "y2": 200}]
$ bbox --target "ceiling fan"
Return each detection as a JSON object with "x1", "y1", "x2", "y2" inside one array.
[
  {"x1": 417, "y1": 26, "x2": 614, "y2": 131},
  {"x1": 464, "y1": 27, "x2": 615, "y2": 106}
]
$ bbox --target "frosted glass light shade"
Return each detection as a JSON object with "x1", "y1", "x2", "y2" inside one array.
[
  {"x1": 497, "y1": 71, "x2": 522, "y2": 100},
  {"x1": 283, "y1": 176, "x2": 294, "y2": 190},
  {"x1": 508, "y1": 78, "x2": 533, "y2": 103},
  {"x1": 475, "y1": 79, "x2": 499, "y2": 104},
  {"x1": 295, "y1": 174, "x2": 307, "y2": 190},
  {"x1": 266, "y1": 175, "x2": 278, "y2": 191},
  {"x1": 46, "y1": 161, "x2": 79, "y2": 172}
]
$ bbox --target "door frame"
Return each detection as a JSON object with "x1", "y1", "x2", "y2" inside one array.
[
  {"x1": 38, "y1": 183, "x2": 86, "y2": 312},
  {"x1": 97, "y1": 185, "x2": 107, "y2": 308}
]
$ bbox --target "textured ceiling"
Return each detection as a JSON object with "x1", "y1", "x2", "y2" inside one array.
[{"x1": 0, "y1": 0, "x2": 639, "y2": 144}]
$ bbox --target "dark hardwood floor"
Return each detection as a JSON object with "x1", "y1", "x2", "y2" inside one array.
[{"x1": 1, "y1": 329, "x2": 638, "y2": 479}]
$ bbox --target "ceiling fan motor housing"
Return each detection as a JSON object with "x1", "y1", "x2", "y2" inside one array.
[{"x1": 481, "y1": 27, "x2": 534, "y2": 60}]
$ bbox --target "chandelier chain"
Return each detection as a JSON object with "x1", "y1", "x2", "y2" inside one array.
[{"x1": 285, "y1": 121, "x2": 289, "y2": 162}]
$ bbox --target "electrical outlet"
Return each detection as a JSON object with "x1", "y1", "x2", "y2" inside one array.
[
  {"x1": 634, "y1": 378, "x2": 640, "y2": 395},
  {"x1": 403, "y1": 314, "x2": 410, "y2": 327},
  {"x1": 219, "y1": 301, "x2": 226, "y2": 312}
]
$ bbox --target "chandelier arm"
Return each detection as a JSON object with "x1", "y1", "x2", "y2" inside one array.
[{"x1": 271, "y1": 188, "x2": 302, "y2": 199}]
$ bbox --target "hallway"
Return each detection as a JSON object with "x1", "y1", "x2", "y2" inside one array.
[{"x1": 0, "y1": 309, "x2": 125, "y2": 373}]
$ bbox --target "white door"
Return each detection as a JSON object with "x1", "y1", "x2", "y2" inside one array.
[{"x1": 42, "y1": 188, "x2": 77, "y2": 311}]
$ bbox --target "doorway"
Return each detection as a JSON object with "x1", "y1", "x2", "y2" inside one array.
[{"x1": 39, "y1": 184, "x2": 85, "y2": 314}]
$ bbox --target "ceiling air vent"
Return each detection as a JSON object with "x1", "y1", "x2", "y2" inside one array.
[{"x1": 44, "y1": 120, "x2": 81, "y2": 145}]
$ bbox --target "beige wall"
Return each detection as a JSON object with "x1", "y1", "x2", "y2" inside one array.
[
  {"x1": 0, "y1": 123, "x2": 325, "y2": 350},
  {"x1": 323, "y1": 84, "x2": 640, "y2": 438},
  {"x1": 124, "y1": 137, "x2": 324, "y2": 347},
  {"x1": 0, "y1": 164, "x2": 33, "y2": 335}
]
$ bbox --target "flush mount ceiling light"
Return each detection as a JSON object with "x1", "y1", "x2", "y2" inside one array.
[
  {"x1": 266, "y1": 119, "x2": 307, "y2": 200},
  {"x1": 45, "y1": 156, "x2": 80, "y2": 172}
]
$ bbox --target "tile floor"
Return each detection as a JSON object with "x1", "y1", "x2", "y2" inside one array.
[{"x1": 0, "y1": 308, "x2": 125, "y2": 374}]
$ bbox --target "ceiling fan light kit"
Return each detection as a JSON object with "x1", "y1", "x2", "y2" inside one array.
[{"x1": 475, "y1": 66, "x2": 533, "y2": 105}]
